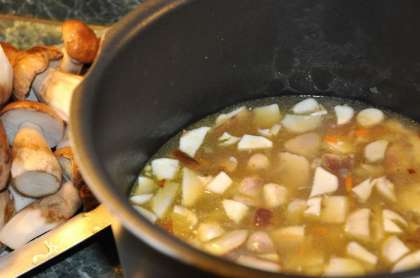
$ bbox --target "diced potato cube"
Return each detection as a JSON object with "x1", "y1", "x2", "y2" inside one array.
[
  {"x1": 172, "y1": 205, "x2": 198, "y2": 234},
  {"x1": 357, "y1": 108, "x2": 384, "y2": 127},
  {"x1": 284, "y1": 132, "x2": 321, "y2": 158},
  {"x1": 310, "y1": 167, "x2": 338, "y2": 198},
  {"x1": 352, "y1": 178, "x2": 374, "y2": 203},
  {"x1": 324, "y1": 257, "x2": 365, "y2": 276},
  {"x1": 238, "y1": 135, "x2": 273, "y2": 151},
  {"x1": 345, "y1": 208, "x2": 371, "y2": 241},
  {"x1": 134, "y1": 176, "x2": 158, "y2": 195},
  {"x1": 151, "y1": 182, "x2": 179, "y2": 218},
  {"x1": 282, "y1": 114, "x2": 323, "y2": 133},
  {"x1": 346, "y1": 241, "x2": 378, "y2": 265},
  {"x1": 321, "y1": 196, "x2": 348, "y2": 224},
  {"x1": 304, "y1": 197, "x2": 321, "y2": 218},
  {"x1": 364, "y1": 140, "x2": 389, "y2": 162},
  {"x1": 253, "y1": 104, "x2": 281, "y2": 128},
  {"x1": 247, "y1": 153, "x2": 270, "y2": 171},
  {"x1": 334, "y1": 105, "x2": 354, "y2": 125},
  {"x1": 182, "y1": 168, "x2": 204, "y2": 207},
  {"x1": 271, "y1": 226, "x2": 305, "y2": 250},
  {"x1": 382, "y1": 236, "x2": 410, "y2": 263},
  {"x1": 373, "y1": 177, "x2": 397, "y2": 202},
  {"x1": 179, "y1": 127, "x2": 210, "y2": 157},
  {"x1": 206, "y1": 171, "x2": 232, "y2": 194},
  {"x1": 151, "y1": 158, "x2": 180, "y2": 180},
  {"x1": 286, "y1": 199, "x2": 307, "y2": 224},
  {"x1": 292, "y1": 98, "x2": 321, "y2": 114},
  {"x1": 130, "y1": 194, "x2": 153, "y2": 205},
  {"x1": 383, "y1": 209, "x2": 407, "y2": 234},
  {"x1": 277, "y1": 152, "x2": 310, "y2": 188},
  {"x1": 222, "y1": 199, "x2": 249, "y2": 223},
  {"x1": 263, "y1": 183, "x2": 288, "y2": 208}
]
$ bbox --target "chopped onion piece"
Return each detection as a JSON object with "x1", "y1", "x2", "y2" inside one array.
[
  {"x1": 364, "y1": 140, "x2": 389, "y2": 162},
  {"x1": 292, "y1": 98, "x2": 321, "y2": 114},
  {"x1": 334, "y1": 105, "x2": 354, "y2": 125},
  {"x1": 382, "y1": 236, "x2": 410, "y2": 263},
  {"x1": 393, "y1": 250, "x2": 420, "y2": 272},
  {"x1": 151, "y1": 182, "x2": 179, "y2": 218},
  {"x1": 179, "y1": 127, "x2": 210, "y2": 157},
  {"x1": 284, "y1": 132, "x2": 321, "y2": 158},
  {"x1": 205, "y1": 230, "x2": 248, "y2": 255},
  {"x1": 151, "y1": 158, "x2": 180, "y2": 180},
  {"x1": 133, "y1": 206, "x2": 157, "y2": 223},
  {"x1": 247, "y1": 153, "x2": 270, "y2": 171},
  {"x1": 304, "y1": 197, "x2": 321, "y2": 218},
  {"x1": 352, "y1": 178, "x2": 374, "y2": 203},
  {"x1": 236, "y1": 255, "x2": 280, "y2": 272},
  {"x1": 309, "y1": 167, "x2": 339, "y2": 198},
  {"x1": 130, "y1": 194, "x2": 153, "y2": 205},
  {"x1": 346, "y1": 241, "x2": 378, "y2": 265},
  {"x1": 282, "y1": 114, "x2": 323, "y2": 133},
  {"x1": 197, "y1": 222, "x2": 224, "y2": 242},
  {"x1": 247, "y1": 231, "x2": 275, "y2": 253},
  {"x1": 345, "y1": 208, "x2": 371, "y2": 241},
  {"x1": 134, "y1": 176, "x2": 158, "y2": 195},
  {"x1": 373, "y1": 176, "x2": 397, "y2": 202},
  {"x1": 173, "y1": 205, "x2": 198, "y2": 228},
  {"x1": 383, "y1": 209, "x2": 407, "y2": 234},
  {"x1": 218, "y1": 132, "x2": 240, "y2": 146},
  {"x1": 253, "y1": 104, "x2": 281, "y2": 128},
  {"x1": 321, "y1": 196, "x2": 348, "y2": 224},
  {"x1": 324, "y1": 257, "x2": 365, "y2": 276},
  {"x1": 206, "y1": 171, "x2": 232, "y2": 194},
  {"x1": 182, "y1": 168, "x2": 204, "y2": 207},
  {"x1": 215, "y1": 106, "x2": 247, "y2": 127},
  {"x1": 222, "y1": 199, "x2": 249, "y2": 223},
  {"x1": 263, "y1": 183, "x2": 288, "y2": 208},
  {"x1": 238, "y1": 135, "x2": 273, "y2": 151},
  {"x1": 357, "y1": 108, "x2": 384, "y2": 127}
]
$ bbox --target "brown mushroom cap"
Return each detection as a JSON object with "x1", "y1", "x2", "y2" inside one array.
[
  {"x1": 0, "y1": 121, "x2": 11, "y2": 191},
  {"x1": 0, "y1": 43, "x2": 13, "y2": 106},
  {"x1": 13, "y1": 46, "x2": 62, "y2": 100},
  {"x1": 1, "y1": 100, "x2": 64, "y2": 147},
  {"x1": 62, "y1": 20, "x2": 99, "y2": 64}
]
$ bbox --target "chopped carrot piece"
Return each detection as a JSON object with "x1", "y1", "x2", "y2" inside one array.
[
  {"x1": 324, "y1": 135, "x2": 338, "y2": 144},
  {"x1": 355, "y1": 128, "x2": 369, "y2": 137},
  {"x1": 344, "y1": 175, "x2": 353, "y2": 192}
]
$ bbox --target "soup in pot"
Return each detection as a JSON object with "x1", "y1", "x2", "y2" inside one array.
[{"x1": 129, "y1": 96, "x2": 420, "y2": 276}]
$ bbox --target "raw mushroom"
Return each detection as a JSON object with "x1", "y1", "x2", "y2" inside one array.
[
  {"x1": 9, "y1": 185, "x2": 35, "y2": 212},
  {"x1": 12, "y1": 46, "x2": 62, "y2": 100},
  {"x1": 55, "y1": 146, "x2": 83, "y2": 187},
  {"x1": 60, "y1": 20, "x2": 100, "y2": 74},
  {"x1": 1, "y1": 101, "x2": 64, "y2": 197},
  {"x1": 0, "y1": 43, "x2": 13, "y2": 106},
  {"x1": 0, "y1": 42, "x2": 19, "y2": 67},
  {"x1": 0, "y1": 181, "x2": 81, "y2": 249},
  {"x1": 0, "y1": 190, "x2": 14, "y2": 230},
  {"x1": 0, "y1": 121, "x2": 10, "y2": 191}
]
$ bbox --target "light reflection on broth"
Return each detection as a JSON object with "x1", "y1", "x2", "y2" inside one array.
[{"x1": 130, "y1": 96, "x2": 420, "y2": 276}]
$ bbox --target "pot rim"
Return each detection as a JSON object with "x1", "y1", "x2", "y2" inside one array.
[{"x1": 70, "y1": 0, "x2": 419, "y2": 277}]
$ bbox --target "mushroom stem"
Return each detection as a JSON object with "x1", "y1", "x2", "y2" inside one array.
[
  {"x1": 60, "y1": 48, "x2": 83, "y2": 74},
  {"x1": 55, "y1": 146, "x2": 83, "y2": 187},
  {"x1": 11, "y1": 122, "x2": 62, "y2": 197},
  {"x1": 0, "y1": 190, "x2": 14, "y2": 229},
  {"x1": 9, "y1": 186, "x2": 35, "y2": 212},
  {"x1": 0, "y1": 44, "x2": 13, "y2": 106},
  {"x1": 33, "y1": 68, "x2": 82, "y2": 121},
  {"x1": 0, "y1": 181, "x2": 81, "y2": 249}
]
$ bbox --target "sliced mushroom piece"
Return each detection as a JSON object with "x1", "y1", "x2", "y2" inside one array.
[
  {"x1": 0, "y1": 181, "x2": 80, "y2": 249},
  {"x1": 12, "y1": 46, "x2": 62, "y2": 100},
  {"x1": 55, "y1": 146, "x2": 83, "y2": 187},
  {"x1": 334, "y1": 105, "x2": 354, "y2": 125},
  {"x1": 179, "y1": 127, "x2": 210, "y2": 158},
  {"x1": 309, "y1": 167, "x2": 338, "y2": 198},
  {"x1": 382, "y1": 236, "x2": 410, "y2": 263},
  {"x1": 33, "y1": 68, "x2": 83, "y2": 121},
  {"x1": 0, "y1": 44, "x2": 13, "y2": 106},
  {"x1": 60, "y1": 20, "x2": 100, "y2": 74},
  {"x1": 284, "y1": 132, "x2": 321, "y2": 158}
]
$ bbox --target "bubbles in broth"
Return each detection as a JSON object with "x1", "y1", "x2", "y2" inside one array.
[{"x1": 130, "y1": 96, "x2": 420, "y2": 276}]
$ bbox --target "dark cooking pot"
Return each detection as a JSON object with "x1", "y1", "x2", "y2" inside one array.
[{"x1": 70, "y1": 0, "x2": 420, "y2": 277}]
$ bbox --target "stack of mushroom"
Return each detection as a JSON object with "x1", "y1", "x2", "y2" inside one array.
[{"x1": 0, "y1": 19, "x2": 100, "y2": 250}]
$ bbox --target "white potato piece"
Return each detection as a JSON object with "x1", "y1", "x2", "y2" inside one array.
[
  {"x1": 238, "y1": 177, "x2": 264, "y2": 197},
  {"x1": 352, "y1": 178, "x2": 374, "y2": 203},
  {"x1": 238, "y1": 135, "x2": 273, "y2": 151},
  {"x1": 304, "y1": 197, "x2": 321, "y2": 218},
  {"x1": 247, "y1": 153, "x2": 270, "y2": 171},
  {"x1": 197, "y1": 222, "x2": 224, "y2": 242},
  {"x1": 382, "y1": 236, "x2": 410, "y2": 263},
  {"x1": 236, "y1": 255, "x2": 280, "y2": 272},
  {"x1": 257, "y1": 124, "x2": 282, "y2": 138},
  {"x1": 309, "y1": 167, "x2": 338, "y2": 197},
  {"x1": 218, "y1": 132, "x2": 240, "y2": 146},
  {"x1": 321, "y1": 196, "x2": 348, "y2": 224},
  {"x1": 282, "y1": 114, "x2": 323, "y2": 133},
  {"x1": 271, "y1": 226, "x2": 305, "y2": 248},
  {"x1": 182, "y1": 168, "x2": 204, "y2": 207},
  {"x1": 292, "y1": 98, "x2": 321, "y2": 114},
  {"x1": 215, "y1": 106, "x2": 247, "y2": 127},
  {"x1": 277, "y1": 152, "x2": 310, "y2": 188},
  {"x1": 345, "y1": 208, "x2": 371, "y2": 241},
  {"x1": 364, "y1": 140, "x2": 389, "y2": 162},
  {"x1": 383, "y1": 209, "x2": 407, "y2": 234},
  {"x1": 393, "y1": 250, "x2": 420, "y2": 272},
  {"x1": 223, "y1": 199, "x2": 249, "y2": 223},
  {"x1": 263, "y1": 183, "x2": 288, "y2": 208},
  {"x1": 334, "y1": 105, "x2": 354, "y2": 125},
  {"x1": 346, "y1": 241, "x2": 378, "y2": 266},
  {"x1": 134, "y1": 176, "x2": 158, "y2": 195},
  {"x1": 130, "y1": 194, "x2": 153, "y2": 205},
  {"x1": 373, "y1": 176, "x2": 397, "y2": 202},
  {"x1": 286, "y1": 199, "x2": 307, "y2": 223},
  {"x1": 151, "y1": 182, "x2": 179, "y2": 218},
  {"x1": 173, "y1": 205, "x2": 198, "y2": 228},
  {"x1": 205, "y1": 230, "x2": 248, "y2": 255},
  {"x1": 206, "y1": 171, "x2": 232, "y2": 194},
  {"x1": 179, "y1": 127, "x2": 210, "y2": 157},
  {"x1": 151, "y1": 158, "x2": 180, "y2": 180},
  {"x1": 133, "y1": 206, "x2": 158, "y2": 223},
  {"x1": 324, "y1": 257, "x2": 365, "y2": 276},
  {"x1": 253, "y1": 104, "x2": 281, "y2": 128},
  {"x1": 284, "y1": 132, "x2": 321, "y2": 158},
  {"x1": 357, "y1": 108, "x2": 384, "y2": 127},
  {"x1": 247, "y1": 231, "x2": 275, "y2": 253}
]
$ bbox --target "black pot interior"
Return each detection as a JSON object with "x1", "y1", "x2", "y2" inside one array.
[{"x1": 73, "y1": 0, "x2": 420, "y2": 277}]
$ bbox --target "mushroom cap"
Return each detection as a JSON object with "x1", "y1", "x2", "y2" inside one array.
[
  {"x1": 13, "y1": 46, "x2": 62, "y2": 100},
  {"x1": 62, "y1": 20, "x2": 99, "y2": 64},
  {"x1": 0, "y1": 43, "x2": 13, "y2": 106},
  {"x1": 1, "y1": 100, "x2": 64, "y2": 147},
  {"x1": 0, "y1": 121, "x2": 11, "y2": 191},
  {"x1": 0, "y1": 42, "x2": 18, "y2": 66}
]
